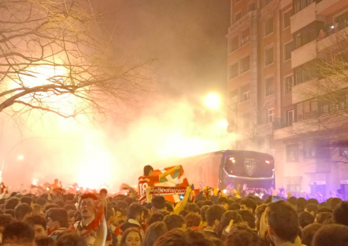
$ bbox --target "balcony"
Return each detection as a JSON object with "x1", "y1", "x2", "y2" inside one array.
[
  {"x1": 228, "y1": 11, "x2": 257, "y2": 33},
  {"x1": 291, "y1": 3, "x2": 317, "y2": 34},
  {"x1": 291, "y1": 40, "x2": 317, "y2": 69},
  {"x1": 317, "y1": 25, "x2": 348, "y2": 52},
  {"x1": 316, "y1": 0, "x2": 348, "y2": 16}
]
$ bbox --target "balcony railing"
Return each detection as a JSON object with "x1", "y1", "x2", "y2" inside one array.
[{"x1": 228, "y1": 12, "x2": 252, "y2": 33}]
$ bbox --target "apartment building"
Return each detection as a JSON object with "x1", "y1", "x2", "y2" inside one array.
[{"x1": 227, "y1": 0, "x2": 348, "y2": 197}]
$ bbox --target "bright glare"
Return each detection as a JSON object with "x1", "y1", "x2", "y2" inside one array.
[
  {"x1": 216, "y1": 120, "x2": 228, "y2": 128},
  {"x1": 204, "y1": 93, "x2": 220, "y2": 109},
  {"x1": 17, "y1": 155, "x2": 24, "y2": 160}
]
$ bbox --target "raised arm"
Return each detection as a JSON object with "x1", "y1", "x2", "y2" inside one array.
[{"x1": 159, "y1": 165, "x2": 181, "y2": 179}]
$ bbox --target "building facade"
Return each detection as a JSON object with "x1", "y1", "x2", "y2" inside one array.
[{"x1": 227, "y1": 0, "x2": 348, "y2": 197}]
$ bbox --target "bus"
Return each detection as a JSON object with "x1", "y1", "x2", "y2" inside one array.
[{"x1": 150, "y1": 150, "x2": 275, "y2": 191}]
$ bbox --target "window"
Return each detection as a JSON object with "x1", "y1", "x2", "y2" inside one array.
[
  {"x1": 284, "y1": 10, "x2": 293, "y2": 28},
  {"x1": 268, "y1": 108, "x2": 274, "y2": 122},
  {"x1": 286, "y1": 144, "x2": 299, "y2": 162},
  {"x1": 235, "y1": 12, "x2": 242, "y2": 23},
  {"x1": 284, "y1": 41, "x2": 294, "y2": 61},
  {"x1": 241, "y1": 28, "x2": 250, "y2": 46},
  {"x1": 229, "y1": 89, "x2": 239, "y2": 104},
  {"x1": 337, "y1": 11, "x2": 348, "y2": 30},
  {"x1": 265, "y1": 17, "x2": 274, "y2": 36},
  {"x1": 248, "y1": 2, "x2": 256, "y2": 11},
  {"x1": 229, "y1": 36, "x2": 239, "y2": 53},
  {"x1": 296, "y1": 99, "x2": 318, "y2": 121},
  {"x1": 293, "y1": 0, "x2": 315, "y2": 14},
  {"x1": 266, "y1": 77, "x2": 274, "y2": 96},
  {"x1": 287, "y1": 110, "x2": 295, "y2": 126},
  {"x1": 285, "y1": 76, "x2": 293, "y2": 94},
  {"x1": 265, "y1": 47, "x2": 274, "y2": 66},
  {"x1": 294, "y1": 60, "x2": 319, "y2": 85},
  {"x1": 240, "y1": 84, "x2": 250, "y2": 102},
  {"x1": 229, "y1": 63, "x2": 239, "y2": 79},
  {"x1": 240, "y1": 56, "x2": 250, "y2": 73},
  {"x1": 294, "y1": 21, "x2": 324, "y2": 49},
  {"x1": 303, "y1": 139, "x2": 330, "y2": 159}
]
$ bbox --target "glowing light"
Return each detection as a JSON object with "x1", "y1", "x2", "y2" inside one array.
[
  {"x1": 223, "y1": 189, "x2": 227, "y2": 194},
  {"x1": 17, "y1": 155, "x2": 24, "y2": 160},
  {"x1": 216, "y1": 120, "x2": 228, "y2": 128},
  {"x1": 265, "y1": 160, "x2": 270, "y2": 164},
  {"x1": 204, "y1": 93, "x2": 220, "y2": 109}
]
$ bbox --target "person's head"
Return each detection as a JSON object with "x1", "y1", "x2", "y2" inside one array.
[
  {"x1": 4, "y1": 209, "x2": 15, "y2": 218},
  {"x1": 200, "y1": 205, "x2": 209, "y2": 223},
  {"x1": 228, "y1": 203, "x2": 240, "y2": 211},
  {"x1": 20, "y1": 196, "x2": 33, "y2": 206},
  {"x1": 32, "y1": 204, "x2": 43, "y2": 216},
  {"x1": 35, "y1": 236, "x2": 55, "y2": 246},
  {"x1": 307, "y1": 198, "x2": 319, "y2": 205},
  {"x1": 184, "y1": 212, "x2": 201, "y2": 228},
  {"x1": 312, "y1": 224, "x2": 348, "y2": 246},
  {"x1": 218, "y1": 197, "x2": 229, "y2": 210},
  {"x1": 148, "y1": 213, "x2": 165, "y2": 226},
  {"x1": 266, "y1": 201, "x2": 299, "y2": 244},
  {"x1": 68, "y1": 210, "x2": 75, "y2": 227},
  {"x1": 225, "y1": 226, "x2": 259, "y2": 246},
  {"x1": 287, "y1": 196, "x2": 297, "y2": 207},
  {"x1": 185, "y1": 203, "x2": 200, "y2": 215},
  {"x1": 79, "y1": 193, "x2": 98, "y2": 219},
  {"x1": 46, "y1": 208, "x2": 69, "y2": 230},
  {"x1": 24, "y1": 215, "x2": 47, "y2": 238},
  {"x1": 305, "y1": 204, "x2": 318, "y2": 217},
  {"x1": 153, "y1": 228, "x2": 214, "y2": 246},
  {"x1": 220, "y1": 211, "x2": 243, "y2": 228},
  {"x1": 301, "y1": 223, "x2": 322, "y2": 246},
  {"x1": 255, "y1": 204, "x2": 267, "y2": 232},
  {"x1": 144, "y1": 165, "x2": 154, "y2": 176},
  {"x1": 63, "y1": 204, "x2": 76, "y2": 212},
  {"x1": 56, "y1": 232, "x2": 87, "y2": 246},
  {"x1": 14, "y1": 203, "x2": 32, "y2": 221},
  {"x1": 297, "y1": 197, "x2": 307, "y2": 211},
  {"x1": 4, "y1": 198, "x2": 20, "y2": 210},
  {"x1": 163, "y1": 214, "x2": 186, "y2": 230},
  {"x1": 329, "y1": 198, "x2": 342, "y2": 210},
  {"x1": 121, "y1": 228, "x2": 142, "y2": 246},
  {"x1": 128, "y1": 203, "x2": 144, "y2": 223},
  {"x1": 205, "y1": 205, "x2": 225, "y2": 228},
  {"x1": 2, "y1": 221, "x2": 34, "y2": 245},
  {"x1": 240, "y1": 198, "x2": 257, "y2": 214},
  {"x1": 113, "y1": 207, "x2": 123, "y2": 226},
  {"x1": 152, "y1": 196, "x2": 167, "y2": 212},
  {"x1": 43, "y1": 204, "x2": 59, "y2": 214},
  {"x1": 298, "y1": 212, "x2": 314, "y2": 229},
  {"x1": 333, "y1": 200, "x2": 348, "y2": 226},
  {"x1": 99, "y1": 188, "x2": 108, "y2": 196},
  {"x1": 142, "y1": 222, "x2": 168, "y2": 246},
  {"x1": 315, "y1": 212, "x2": 332, "y2": 224},
  {"x1": 105, "y1": 206, "x2": 115, "y2": 225},
  {"x1": 36, "y1": 198, "x2": 48, "y2": 207},
  {"x1": 237, "y1": 210, "x2": 255, "y2": 229}
]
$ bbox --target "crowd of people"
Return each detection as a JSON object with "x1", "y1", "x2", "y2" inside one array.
[{"x1": 0, "y1": 166, "x2": 347, "y2": 246}]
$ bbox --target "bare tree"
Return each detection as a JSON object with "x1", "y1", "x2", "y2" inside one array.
[{"x1": 0, "y1": 0, "x2": 154, "y2": 124}]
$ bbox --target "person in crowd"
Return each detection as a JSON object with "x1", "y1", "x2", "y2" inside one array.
[
  {"x1": 185, "y1": 203, "x2": 200, "y2": 215},
  {"x1": 266, "y1": 200, "x2": 304, "y2": 246},
  {"x1": 204, "y1": 205, "x2": 225, "y2": 238},
  {"x1": 4, "y1": 198, "x2": 20, "y2": 210},
  {"x1": 312, "y1": 224, "x2": 348, "y2": 246},
  {"x1": 151, "y1": 196, "x2": 167, "y2": 214},
  {"x1": 72, "y1": 193, "x2": 107, "y2": 246},
  {"x1": 304, "y1": 204, "x2": 318, "y2": 217},
  {"x1": 46, "y1": 208, "x2": 69, "y2": 239},
  {"x1": 121, "y1": 228, "x2": 142, "y2": 246},
  {"x1": 200, "y1": 205, "x2": 209, "y2": 228},
  {"x1": 238, "y1": 210, "x2": 256, "y2": 230},
  {"x1": 228, "y1": 203, "x2": 240, "y2": 211},
  {"x1": 287, "y1": 196, "x2": 297, "y2": 207},
  {"x1": 2, "y1": 221, "x2": 35, "y2": 246},
  {"x1": 255, "y1": 204, "x2": 267, "y2": 233},
  {"x1": 57, "y1": 232, "x2": 88, "y2": 246},
  {"x1": 298, "y1": 212, "x2": 314, "y2": 229},
  {"x1": 163, "y1": 214, "x2": 186, "y2": 231},
  {"x1": 329, "y1": 198, "x2": 342, "y2": 210},
  {"x1": 315, "y1": 212, "x2": 332, "y2": 224},
  {"x1": 225, "y1": 226, "x2": 260, "y2": 246},
  {"x1": 138, "y1": 165, "x2": 180, "y2": 205},
  {"x1": 0, "y1": 214, "x2": 13, "y2": 243},
  {"x1": 240, "y1": 198, "x2": 257, "y2": 214},
  {"x1": 14, "y1": 203, "x2": 32, "y2": 221},
  {"x1": 154, "y1": 228, "x2": 214, "y2": 246},
  {"x1": 184, "y1": 212, "x2": 201, "y2": 228},
  {"x1": 20, "y1": 196, "x2": 33, "y2": 206},
  {"x1": 35, "y1": 236, "x2": 55, "y2": 246},
  {"x1": 24, "y1": 215, "x2": 47, "y2": 238},
  {"x1": 301, "y1": 223, "x2": 322, "y2": 246},
  {"x1": 333, "y1": 200, "x2": 348, "y2": 226},
  {"x1": 32, "y1": 203, "x2": 44, "y2": 216},
  {"x1": 218, "y1": 197, "x2": 229, "y2": 210},
  {"x1": 148, "y1": 213, "x2": 165, "y2": 226},
  {"x1": 68, "y1": 210, "x2": 76, "y2": 227},
  {"x1": 218, "y1": 210, "x2": 243, "y2": 238},
  {"x1": 297, "y1": 198, "x2": 307, "y2": 213},
  {"x1": 142, "y1": 221, "x2": 168, "y2": 246}
]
